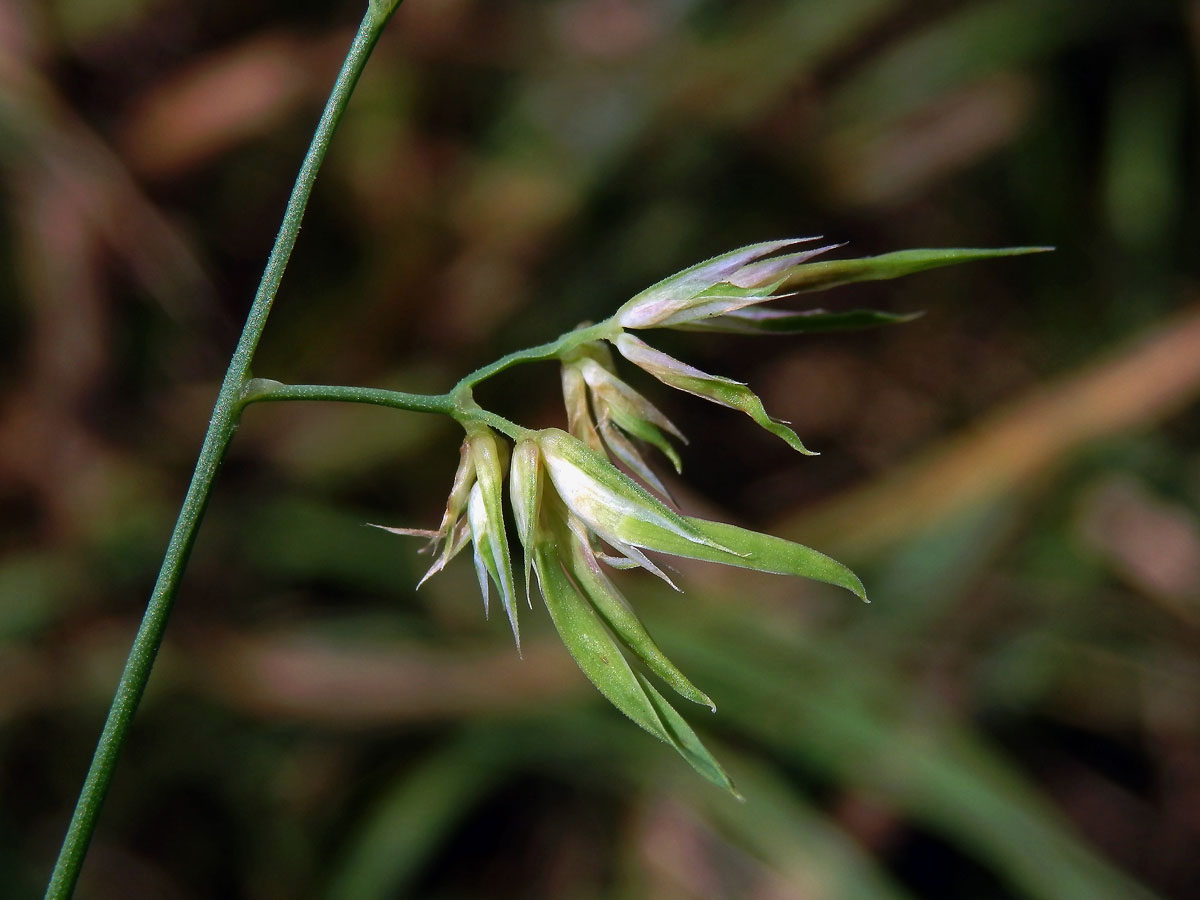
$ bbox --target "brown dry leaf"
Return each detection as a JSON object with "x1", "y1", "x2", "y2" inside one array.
[
  {"x1": 5, "y1": 621, "x2": 583, "y2": 726},
  {"x1": 119, "y1": 31, "x2": 344, "y2": 179},
  {"x1": 194, "y1": 629, "x2": 579, "y2": 724},
  {"x1": 1078, "y1": 475, "x2": 1200, "y2": 621}
]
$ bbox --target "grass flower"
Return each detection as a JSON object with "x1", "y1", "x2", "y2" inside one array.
[
  {"x1": 611, "y1": 331, "x2": 815, "y2": 455},
  {"x1": 380, "y1": 423, "x2": 866, "y2": 792},
  {"x1": 561, "y1": 342, "x2": 685, "y2": 498},
  {"x1": 47, "y1": 1, "x2": 1056, "y2": 879},
  {"x1": 373, "y1": 240, "x2": 1047, "y2": 793},
  {"x1": 376, "y1": 423, "x2": 521, "y2": 648},
  {"x1": 614, "y1": 238, "x2": 838, "y2": 328},
  {"x1": 513, "y1": 428, "x2": 865, "y2": 791}
]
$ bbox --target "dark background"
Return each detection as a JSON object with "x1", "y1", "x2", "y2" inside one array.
[{"x1": 2, "y1": 0, "x2": 1199, "y2": 897}]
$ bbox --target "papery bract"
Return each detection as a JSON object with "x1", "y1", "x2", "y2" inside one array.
[
  {"x1": 573, "y1": 356, "x2": 684, "y2": 497},
  {"x1": 614, "y1": 238, "x2": 838, "y2": 328},
  {"x1": 561, "y1": 362, "x2": 604, "y2": 452},
  {"x1": 538, "y1": 428, "x2": 733, "y2": 570},
  {"x1": 612, "y1": 332, "x2": 815, "y2": 455},
  {"x1": 508, "y1": 437, "x2": 543, "y2": 607},
  {"x1": 466, "y1": 424, "x2": 520, "y2": 647}
]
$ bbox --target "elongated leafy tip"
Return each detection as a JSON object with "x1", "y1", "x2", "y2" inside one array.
[
  {"x1": 568, "y1": 537, "x2": 716, "y2": 710},
  {"x1": 666, "y1": 370, "x2": 818, "y2": 456},
  {"x1": 634, "y1": 673, "x2": 738, "y2": 796},
  {"x1": 613, "y1": 334, "x2": 818, "y2": 456},
  {"x1": 787, "y1": 246, "x2": 1054, "y2": 294},
  {"x1": 629, "y1": 515, "x2": 868, "y2": 602},
  {"x1": 534, "y1": 544, "x2": 735, "y2": 793}
]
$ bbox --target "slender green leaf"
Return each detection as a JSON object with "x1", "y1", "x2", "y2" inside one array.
[
  {"x1": 534, "y1": 543, "x2": 734, "y2": 792},
  {"x1": 632, "y1": 517, "x2": 868, "y2": 601},
  {"x1": 613, "y1": 334, "x2": 816, "y2": 454},
  {"x1": 635, "y1": 672, "x2": 737, "y2": 797},
  {"x1": 566, "y1": 537, "x2": 715, "y2": 710},
  {"x1": 666, "y1": 371, "x2": 816, "y2": 455},
  {"x1": 786, "y1": 247, "x2": 1051, "y2": 293}
]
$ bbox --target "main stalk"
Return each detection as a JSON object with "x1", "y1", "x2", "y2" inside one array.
[{"x1": 43, "y1": 7, "x2": 399, "y2": 897}]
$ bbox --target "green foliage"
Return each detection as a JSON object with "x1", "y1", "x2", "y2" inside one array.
[
  {"x1": 534, "y1": 543, "x2": 736, "y2": 793},
  {"x1": 785, "y1": 247, "x2": 1052, "y2": 292}
]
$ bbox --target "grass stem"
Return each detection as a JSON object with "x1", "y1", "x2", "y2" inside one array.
[{"x1": 41, "y1": 7, "x2": 399, "y2": 897}]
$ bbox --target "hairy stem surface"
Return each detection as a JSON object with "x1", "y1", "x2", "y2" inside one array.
[{"x1": 243, "y1": 381, "x2": 527, "y2": 439}]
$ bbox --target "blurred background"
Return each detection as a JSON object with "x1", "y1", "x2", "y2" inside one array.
[{"x1": 2, "y1": 0, "x2": 1199, "y2": 897}]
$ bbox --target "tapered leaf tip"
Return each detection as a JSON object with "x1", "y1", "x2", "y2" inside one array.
[{"x1": 851, "y1": 577, "x2": 869, "y2": 603}]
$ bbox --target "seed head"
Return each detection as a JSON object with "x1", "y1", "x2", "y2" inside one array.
[{"x1": 614, "y1": 238, "x2": 839, "y2": 329}]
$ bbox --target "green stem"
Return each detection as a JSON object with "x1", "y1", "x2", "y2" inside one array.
[
  {"x1": 243, "y1": 380, "x2": 528, "y2": 440},
  {"x1": 465, "y1": 408, "x2": 529, "y2": 440},
  {"x1": 43, "y1": 7, "x2": 398, "y2": 899},
  {"x1": 452, "y1": 319, "x2": 617, "y2": 395},
  {"x1": 241, "y1": 379, "x2": 454, "y2": 415}
]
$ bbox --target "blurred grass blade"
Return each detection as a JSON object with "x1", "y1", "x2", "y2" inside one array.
[
  {"x1": 679, "y1": 307, "x2": 923, "y2": 335},
  {"x1": 1103, "y1": 60, "x2": 1185, "y2": 252},
  {"x1": 783, "y1": 304, "x2": 1200, "y2": 557},
  {"x1": 671, "y1": 624, "x2": 1158, "y2": 900},
  {"x1": 693, "y1": 751, "x2": 915, "y2": 900},
  {"x1": 534, "y1": 544, "x2": 735, "y2": 793},
  {"x1": 787, "y1": 247, "x2": 1051, "y2": 293},
  {"x1": 827, "y1": 0, "x2": 1124, "y2": 129},
  {"x1": 324, "y1": 731, "x2": 514, "y2": 900}
]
